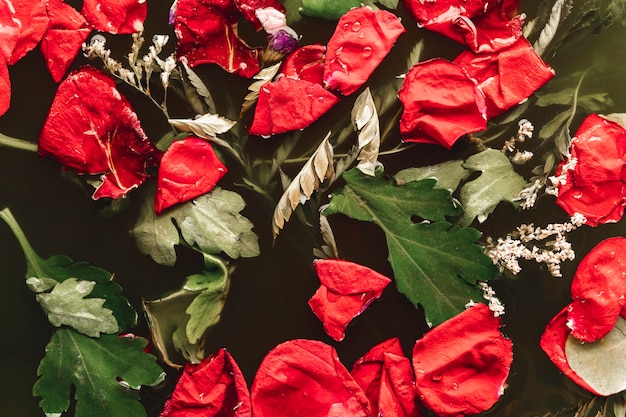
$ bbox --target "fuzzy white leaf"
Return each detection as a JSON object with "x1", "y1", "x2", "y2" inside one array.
[
  {"x1": 273, "y1": 133, "x2": 334, "y2": 239},
  {"x1": 240, "y1": 62, "x2": 282, "y2": 115},
  {"x1": 168, "y1": 113, "x2": 236, "y2": 138},
  {"x1": 352, "y1": 88, "x2": 381, "y2": 176},
  {"x1": 533, "y1": 0, "x2": 572, "y2": 56},
  {"x1": 181, "y1": 58, "x2": 217, "y2": 113}
]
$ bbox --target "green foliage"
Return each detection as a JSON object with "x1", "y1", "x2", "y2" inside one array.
[
  {"x1": 33, "y1": 328, "x2": 165, "y2": 417},
  {"x1": 36, "y1": 278, "x2": 118, "y2": 337},
  {"x1": 132, "y1": 187, "x2": 260, "y2": 266},
  {"x1": 324, "y1": 168, "x2": 498, "y2": 326},
  {"x1": 396, "y1": 160, "x2": 470, "y2": 193},
  {"x1": 459, "y1": 149, "x2": 528, "y2": 226}
]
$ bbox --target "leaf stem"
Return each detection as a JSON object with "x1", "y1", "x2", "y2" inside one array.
[
  {"x1": 0, "y1": 207, "x2": 42, "y2": 277},
  {"x1": 0, "y1": 132, "x2": 38, "y2": 152}
]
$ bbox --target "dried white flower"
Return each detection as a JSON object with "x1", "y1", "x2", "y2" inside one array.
[{"x1": 479, "y1": 282, "x2": 505, "y2": 317}]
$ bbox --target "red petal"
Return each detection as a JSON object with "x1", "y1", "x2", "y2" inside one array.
[
  {"x1": 412, "y1": 303, "x2": 512, "y2": 417},
  {"x1": 280, "y1": 44, "x2": 326, "y2": 84},
  {"x1": 308, "y1": 259, "x2": 392, "y2": 341},
  {"x1": 249, "y1": 77, "x2": 340, "y2": 136},
  {"x1": 567, "y1": 237, "x2": 626, "y2": 342},
  {"x1": 323, "y1": 6, "x2": 405, "y2": 96},
  {"x1": 174, "y1": 0, "x2": 261, "y2": 78},
  {"x1": 250, "y1": 339, "x2": 371, "y2": 417},
  {"x1": 41, "y1": 0, "x2": 91, "y2": 82},
  {"x1": 399, "y1": 58, "x2": 487, "y2": 149},
  {"x1": 0, "y1": 1, "x2": 20, "y2": 61},
  {"x1": 454, "y1": 37, "x2": 554, "y2": 119},
  {"x1": 351, "y1": 338, "x2": 420, "y2": 417},
  {"x1": 0, "y1": 55, "x2": 9, "y2": 117},
  {"x1": 556, "y1": 114, "x2": 626, "y2": 225},
  {"x1": 161, "y1": 348, "x2": 251, "y2": 417},
  {"x1": 38, "y1": 67, "x2": 162, "y2": 199},
  {"x1": 6, "y1": 0, "x2": 48, "y2": 65},
  {"x1": 155, "y1": 137, "x2": 228, "y2": 214},
  {"x1": 539, "y1": 306, "x2": 601, "y2": 395},
  {"x1": 81, "y1": 0, "x2": 147, "y2": 34},
  {"x1": 233, "y1": 0, "x2": 286, "y2": 31}
]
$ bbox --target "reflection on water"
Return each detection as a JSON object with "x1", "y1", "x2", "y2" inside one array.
[{"x1": 1, "y1": 0, "x2": 626, "y2": 416}]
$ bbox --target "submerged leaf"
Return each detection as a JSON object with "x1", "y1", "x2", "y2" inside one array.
[
  {"x1": 33, "y1": 328, "x2": 164, "y2": 417},
  {"x1": 325, "y1": 169, "x2": 498, "y2": 326}
]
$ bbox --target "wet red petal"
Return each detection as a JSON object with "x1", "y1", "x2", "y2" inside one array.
[
  {"x1": 412, "y1": 303, "x2": 512, "y2": 417},
  {"x1": 566, "y1": 237, "x2": 626, "y2": 342},
  {"x1": 250, "y1": 339, "x2": 371, "y2": 417},
  {"x1": 81, "y1": 0, "x2": 147, "y2": 34},
  {"x1": 0, "y1": 0, "x2": 20, "y2": 61},
  {"x1": 249, "y1": 76, "x2": 340, "y2": 136},
  {"x1": 556, "y1": 114, "x2": 626, "y2": 225},
  {"x1": 174, "y1": 0, "x2": 261, "y2": 78},
  {"x1": 38, "y1": 67, "x2": 162, "y2": 199},
  {"x1": 539, "y1": 306, "x2": 601, "y2": 395},
  {"x1": 155, "y1": 137, "x2": 228, "y2": 214},
  {"x1": 233, "y1": 0, "x2": 286, "y2": 31},
  {"x1": 6, "y1": 0, "x2": 48, "y2": 65},
  {"x1": 41, "y1": 0, "x2": 91, "y2": 82},
  {"x1": 454, "y1": 37, "x2": 554, "y2": 119},
  {"x1": 0, "y1": 55, "x2": 9, "y2": 117},
  {"x1": 308, "y1": 259, "x2": 392, "y2": 341},
  {"x1": 280, "y1": 44, "x2": 326, "y2": 84},
  {"x1": 351, "y1": 338, "x2": 420, "y2": 417},
  {"x1": 323, "y1": 6, "x2": 405, "y2": 96},
  {"x1": 399, "y1": 58, "x2": 487, "y2": 149},
  {"x1": 161, "y1": 348, "x2": 251, "y2": 417}
]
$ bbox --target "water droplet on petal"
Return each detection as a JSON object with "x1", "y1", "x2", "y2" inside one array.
[
  {"x1": 362, "y1": 47, "x2": 372, "y2": 57},
  {"x1": 352, "y1": 21, "x2": 361, "y2": 31},
  {"x1": 430, "y1": 374, "x2": 442, "y2": 382},
  {"x1": 358, "y1": 31, "x2": 365, "y2": 39},
  {"x1": 335, "y1": 46, "x2": 343, "y2": 56},
  {"x1": 572, "y1": 190, "x2": 583, "y2": 199},
  {"x1": 342, "y1": 23, "x2": 350, "y2": 31}
]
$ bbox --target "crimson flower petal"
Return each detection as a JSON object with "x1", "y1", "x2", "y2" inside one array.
[
  {"x1": 308, "y1": 259, "x2": 391, "y2": 342},
  {"x1": 412, "y1": 303, "x2": 512, "y2": 417},
  {"x1": 38, "y1": 67, "x2": 162, "y2": 199},
  {"x1": 174, "y1": 0, "x2": 261, "y2": 78},
  {"x1": 0, "y1": 0, "x2": 20, "y2": 61},
  {"x1": 249, "y1": 76, "x2": 340, "y2": 136},
  {"x1": 399, "y1": 58, "x2": 487, "y2": 149},
  {"x1": 0, "y1": 55, "x2": 9, "y2": 117},
  {"x1": 556, "y1": 114, "x2": 626, "y2": 225},
  {"x1": 539, "y1": 306, "x2": 601, "y2": 395},
  {"x1": 351, "y1": 338, "x2": 420, "y2": 417},
  {"x1": 6, "y1": 0, "x2": 48, "y2": 65},
  {"x1": 454, "y1": 38, "x2": 554, "y2": 119},
  {"x1": 250, "y1": 339, "x2": 371, "y2": 417},
  {"x1": 323, "y1": 6, "x2": 405, "y2": 96},
  {"x1": 280, "y1": 44, "x2": 326, "y2": 84},
  {"x1": 81, "y1": 0, "x2": 147, "y2": 34},
  {"x1": 233, "y1": 0, "x2": 286, "y2": 31},
  {"x1": 566, "y1": 237, "x2": 626, "y2": 342},
  {"x1": 41, "y1": 0, "x2": 91, "y2": 82},
  {"x1": 155, "y1": 137, "x2": 228, "y2": 214},
  {"x1": 161, "y1": 348, "x2": 251, "y2": 417}
]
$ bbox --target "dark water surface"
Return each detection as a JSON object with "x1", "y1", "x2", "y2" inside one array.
[{"x1": 2, "y1": 0, "x2": 626, "y2": 416}]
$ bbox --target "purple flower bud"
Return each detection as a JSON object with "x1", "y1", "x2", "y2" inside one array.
[
  {"x1": 269, "y1": 28, "x2": 299, "y2": 54},
  {"x1": 169, "y1": 0, "x2": 178, "y2": 25}
]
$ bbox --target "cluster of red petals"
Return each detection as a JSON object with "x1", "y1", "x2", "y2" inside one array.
[
  {"x1": 160, "y1": 349, "x2": 252, "y2": 417},
  {"x1": 38, "y1": 67, "x2": 162, "y2": 200},
  {"x1": 555, "y1": 114, "x2": 626, "y2": 225},
  {"x1": 173, "y1": 0, "x2": 285, "y2": 78},
  {"x1": 541, "y1": 237, "x2": 626, "y2": 395},
  {"x1": 155, "y1": 137, "x2": 228, "y2": 214},
  {"x1": 308, "y1": 259, "x2": 392, "y2": 341},
  {"x1": 403, "y1": 0, "x2": 523, "y2": 53},
  {"x1": 412, "y1": 303, "x2": 513, "y2": 417},
  {"x1": 249, "y1": 6, "x2": 405, "y2": 136},
  {"x1": 162, "y1": 304, "x2": 512, "y2": 417},
  {"x1": 399, "y1": 0, "x2": 554, "y2": 149},
  {"x1": 81, "y1": 0, "x2": 147, "y2": 34}
]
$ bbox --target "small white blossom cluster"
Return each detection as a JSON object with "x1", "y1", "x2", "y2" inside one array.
[
  {"x1": 546, "y1": 157, "x2": 578, "y2": 197},
  {"x1": 464, "y1": 282, "x2": 505, "y2": 316},
  {"x1": 502, "y1": 119, "x2": 535, "y2": 165},
  {"x1": 485, "y1": 214, "x2": 586, "y2": 277},
  {"x1": 516, "y1": 178, "x2": 544, "y2": 210}
]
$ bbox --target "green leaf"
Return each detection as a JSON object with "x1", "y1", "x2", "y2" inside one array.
[
  {"x1": 36, "y1": 278, "x2": 118, "y2": 337},
  {"x1": 300, "y1": 0, "x2": 362, "y2": 20},
  {"x1": 0, "y1": 208, "x2": 136, "y2": 330},
  {"x1": 324, "y1": 168, "x2": 498, "y2": 326},
  {"x1": 459, "y1": 149, "x2": 528, "y2": 226},
  {"x1": 132, "y1": 188, "x2": 259, "y2": 266},
  {"x1": 143, "y1": 254, "x2": 231, "y2": 366},
  {"x1": 33, "y1": 328, "x2": 165, "y2": 417},
  {"x1": 396, "y1": 160, "x2": 470, "y2": 193}
]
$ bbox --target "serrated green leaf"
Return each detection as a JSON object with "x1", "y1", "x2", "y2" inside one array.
[
  {"x1": 33, "y1": 328, "x2": 164, "y2": 417},
  {"x1": 375, "y1": 0, "x2": 398, "y2": 9},
  {"x1": 132, "y1": 188, "x2": 259, "y2": 266},
  {"x1": 36, "y1": 278, "x2": 118, "y2": 337},
  {"x1": 396, "y1": 160, "x2": 470, "y2": 193},
  {"x1": 459, "y1": 149, "x2": 528, "y2": 226},
  {"x1": 324, "y1": 168, "x2": 497, "y2": 326},
  {"x1": 300, "y1": 0, "x2": 362, "y2": 20}
]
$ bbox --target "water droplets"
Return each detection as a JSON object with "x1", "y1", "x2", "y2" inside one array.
[
  {"x1": 351, "y1": 21, "x2": 361, "y2": 32},
  {"x1": 362, "y1": 47, "x2": 373, "y2": 58}
]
